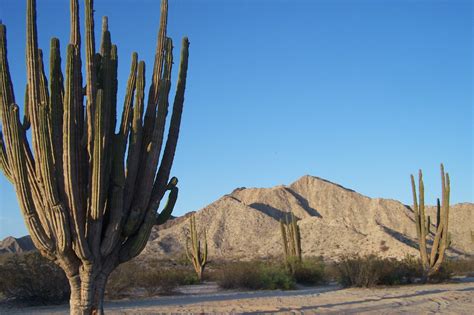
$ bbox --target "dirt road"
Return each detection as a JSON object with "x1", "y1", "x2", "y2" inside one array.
[{"x1": 4, "y1": 278, "x2": 474, "y2": 314}]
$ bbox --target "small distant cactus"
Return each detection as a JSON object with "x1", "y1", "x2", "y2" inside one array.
[
  {"x1": 410, "y1": 164, "x2": 451, "y2": 280},
  {"x1": 185, "y1": 214, "x2": 208, "y2": 282},
  {"x1": 280, "y1": 212, "x2": 302, "y2": 272}
]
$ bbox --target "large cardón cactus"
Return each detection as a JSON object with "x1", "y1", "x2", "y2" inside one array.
[{"x1": 0, "y1": 0, "x2": 189, "y2": 313}]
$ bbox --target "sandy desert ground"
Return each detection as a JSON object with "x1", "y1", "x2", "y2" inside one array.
[{"x1": 3, "y1": 277, "x2": 473, "y2": 314}]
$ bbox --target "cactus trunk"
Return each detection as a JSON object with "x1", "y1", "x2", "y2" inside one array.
[
  {"x1": 280, "y1": 212, "x2": 302, "y2": 273},
  {"x1": 0, "y1": 0, "x2": 189, "y2": 313}
]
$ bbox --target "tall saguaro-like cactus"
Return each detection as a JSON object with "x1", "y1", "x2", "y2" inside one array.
[
  {"x1": 411, "y1": 164, "x2": 450, "y2": 280},
  {"x1": 185, "y1": 214, "x2": 208, "y2": 282},
  {"x1": 0, "y1": 0, "x2": 189, "y2": 313},
  {"x1": 280, "y1": 212, "x2": 302, "y2": 272}
]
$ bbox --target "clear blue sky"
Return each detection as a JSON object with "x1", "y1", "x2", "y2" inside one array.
[{"x1": 0, "y1": 0, "x2": 472, "y2": 239}]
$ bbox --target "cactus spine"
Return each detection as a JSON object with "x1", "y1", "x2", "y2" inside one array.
[
  {"x1": 0, "y1": 0, "x2": 189, "y2": 313},
  {"x1": 185, "y1": 214, "x2": 208, "y2": 282},
  {"x1": 411, "y1": 164, "x2": 450, "y2": 280},
  {"x1": 280, "y1": 212, "x2": 302, "y2": 272}
]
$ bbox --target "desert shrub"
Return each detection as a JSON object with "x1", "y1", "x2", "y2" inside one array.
[
  {"x1": 336, "y1": 255, "x2": 424, "y2": 287},
  {"x1": 337, "y1": 255, "x2": 384, "y2": 287},
  {"x1": 445, "y1": 258, "x2": 474, "y2": 277},
  {"x1": 106, "y1": 261, "x2": 142, "y2": 299},
  {"x1": 107, "y1": 262, "x2": 200, "y2": 298},
  {"x1": 140, "y1": 270, "x2": 180, "y2": 296},
  {"x1": 217, "y1": 261, "x2": 295, "y2": 290},
  {"x1": 0, "y1": 252, "x2": 69, "y2": 305},
  {"x1": 428, "y1": 263, "x2": 453, "y2": 283},
  {"x1": 142, "y1": 268, "x2": 200, "y2": 296},
  {"x1": 292, "y1": 258, "x2": 325, "y2": 285}
]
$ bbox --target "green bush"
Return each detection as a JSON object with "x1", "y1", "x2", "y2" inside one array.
[
  {"x1": 217, "y1": 261, "x2": 295, "y2": 290},
  {"x1": 0, "y1": 252, "x2": 69, "y2": 305}
]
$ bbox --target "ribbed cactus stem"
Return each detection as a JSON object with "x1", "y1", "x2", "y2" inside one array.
[
  {"x1": 410, "y1": 164, "x2": 451, "y2": 280},
  {"x1": 280, "y1": 212, "x2": 302, "y2": 272},
  {"x1": 0, "y1": 0, "x2": 189, "y2": 313},
  {"x1": 185, "y1": 214, "x2": 208, "y2": 282}
]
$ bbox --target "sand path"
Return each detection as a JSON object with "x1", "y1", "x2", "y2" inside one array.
[{"x1": 4, "y1": 278, "x2": 474, "y2": 314}]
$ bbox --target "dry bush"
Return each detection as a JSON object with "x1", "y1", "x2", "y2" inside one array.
[
  {"x1": 106, "y1": 261, "x2": 142, "y2": 299},
  {"x1": 446, "y1": 258, "x2": 474, "y2": 277},
  {"x1": 292, "y1": 258, "x2": 326, "y2": 285},
  {"x1": 107, "y1": 261, "x2": 199, "y2": 298},
  {"x1": 0, "y1": 252, "x2": 69, "y2": 305},
  {"x1": 336, "y1": 255, "x2": 424, "y2": 287}
]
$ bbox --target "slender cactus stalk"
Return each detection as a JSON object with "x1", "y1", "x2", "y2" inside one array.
[
  {"x1": 280, "y1": 212, "x2": 302, "y2": 273},
  {"x1": 185, "y1": 214, "x2": 208, "y2": 282},
  {"x1": 410, "y1": 164, "x2": 450, "y2": 281},
  {"x1": 0, "y1": 0, "x2": 189, "y2": 313}
]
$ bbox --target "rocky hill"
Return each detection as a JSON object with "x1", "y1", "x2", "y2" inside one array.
[
  {"x1": 0, "y1": 236, "x2": 35, "y2": 254},
  {"x1": 2, "y1": 175, "x2": 472, "y2": 261},
  {"x1": 141, "y1": 175, "x2": 473, "y2": 261}
]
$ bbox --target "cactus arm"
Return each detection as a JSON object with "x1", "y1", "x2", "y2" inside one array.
[
  {"x1": 443, "y1": 170, "x2": 450, "y2": 250},
  {"x1": 143, "y1": 0, "x2": 168, "y2": 141},
  {"x1": 4, "y1": 105, "x2": 54, "y2": 256},
  {"x1": 124, "y1": 38, "x2": 173, "y2": 236},
  {"x1": 416, "y1": 171, "x2": 429, "y2": 269},
  {"x1": 118, "y1": 208, "x2": 156, "y2": 262},
  {"x1": 429, "y1": 165, "x2": 450, "y2": 272},
  {"x1": 49, "y1": 38, "x2": 64, "y2": 174},
  {"x1": 119, "y1": 53, "x2": 138, "y2": 141},
  {"x1": 0, "y1": 132, "x2": 12, "y2": 181},
  {"x1": 84, "y1": 0, "x2": 97, "y2": 166},
  {"x1": 88, "y1": 88, "x2": 106, "y2": 255},
  {"x1": 135, "y1": 0, "x2": 169, "y2": 210},
  {"x1": 23, "y1": 84, "x2": 30, "y2": 129},
  {"x1": 202, "y1": 229, "x2": 208, "y2": 266},
  {"x1": 37, "y1": 48, "x2": 61, "y2": 208},
  {"x1": 185, "y1": 236, "x2": 192, "y2": 261},
  {"x1": 149, "y1": 38, "x2": 189, "y2": 211},
  {"x1": 426, "y1": 215, "x2": 431, "y2": 235},
  {"x1": 0, "y1": 25, "x2": 15, "y2": 122},
  {"x1": 156, "y1": 182, "x2": 178, "y2": 225},
  {"x1": 280, "y1": 220, "x2": 289, "y2": 262},
  {"x1": 100, "y1": 135, "x2": 125, "y2": 257},
  {"x1": 69, "y1": 0, "x2": 80, "y2": 46},
  {"x1": 410, "y1": 174, "x2": 421, "y2": 237},
  {"x1": 123, "y1": 61, "x2": 145, "y2": 213},
  {"x1": 100, "y1": 54, "x2": 138, "y2": 257},
  {"x1": 63, "y1": 44, "x2": 91, "y2": 261}
]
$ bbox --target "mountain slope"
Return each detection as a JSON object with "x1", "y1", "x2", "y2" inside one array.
[
  {"x1": 141, "y1": 175, "x2": 473, "y2": 261},
  {"x1": 0, "y1": 236, "x2": 35, "y2": 254}
]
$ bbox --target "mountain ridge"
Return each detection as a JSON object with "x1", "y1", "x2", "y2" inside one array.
[
  {"x1": 2, "y1": 175, "x2": 472, "y2": 260},
  {"x1": 141, "y1": 175, "x2": 473, "y2": 261}
]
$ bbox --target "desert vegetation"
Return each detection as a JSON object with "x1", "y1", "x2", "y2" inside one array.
[
  {"x1": 2, "y1": 251, "x2": 474, "y2": 307},
  {"x1": 0, "y1": 0, "x2": 188, "y2": 313},
  {"x1": 0, "y1": 252, "x2": 69, "y2": 305},
  {"x1": 0, "y1": 0, "x2": 471, "y2": 313},
  {"x1": 185, "y1": 214, "x2": 208, "y2": 282},
  {"x1": 411, "y1": 164, "x2": 451, "y2": 280},
  {"x1": 280, "y1": 212, "x2": 302, "y2": 274}
]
